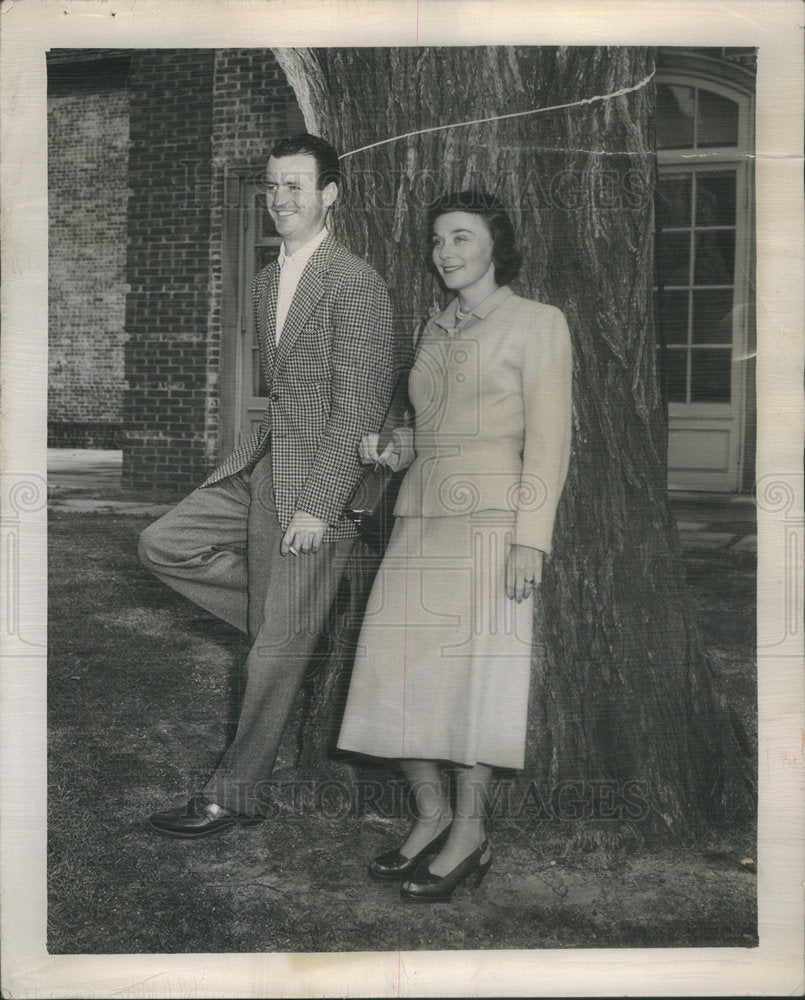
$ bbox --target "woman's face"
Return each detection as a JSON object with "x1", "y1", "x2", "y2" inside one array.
[{"x1": 431, "y1": 211, "x2": 496, "y2": 296}]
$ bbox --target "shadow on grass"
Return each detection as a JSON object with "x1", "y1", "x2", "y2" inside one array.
[{"x1": 48, "y1": 511, "x2": 757, "y2": 953}]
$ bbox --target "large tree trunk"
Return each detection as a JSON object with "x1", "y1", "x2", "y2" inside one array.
[{"x1": 276, "y1": 46, "x2": 753, "y2": 836}]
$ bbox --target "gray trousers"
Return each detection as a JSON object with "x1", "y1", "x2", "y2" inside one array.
[{"x1": 138, "y1": 453, "x2": 355, "y2": 816}]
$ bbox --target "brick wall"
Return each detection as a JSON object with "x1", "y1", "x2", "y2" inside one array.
[
  {"x1": 122, "y1": 49, "x2": 303, "y2": 492},
  {"x1": 47, "y1": 58, "x2": 130, "y2": 447},
  {"x1": 122, "y1": 50, "x2": 216, "y2": 491},
  {"x1": 206, "y1": 50, "x2": 305, "y2": 465}
]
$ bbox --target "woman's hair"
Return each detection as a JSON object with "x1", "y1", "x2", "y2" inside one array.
[{"x1": 427, "y1": 189, "x2": 522, "y2": 286}]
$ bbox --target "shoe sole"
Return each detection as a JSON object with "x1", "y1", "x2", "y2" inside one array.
[
  {"x1": 368, "y1": 868, "x2": 419, "y2": 882},
  {"x1": 148, "y1": 817, "x2": 262, "y2": 839},
  {"x1": 368, "y1": 841, "x2": 448, "y2": 882},
  {"x1": 399, "y1": 891, "x2": 456, "y2": 903}
]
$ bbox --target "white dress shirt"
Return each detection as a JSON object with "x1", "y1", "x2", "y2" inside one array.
[{"x1": 275, "y1": 227, "x2": 329, "y2": 345}]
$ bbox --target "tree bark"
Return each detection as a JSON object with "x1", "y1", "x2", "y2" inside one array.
[{"x1": 274, "y1": 46, "x2": 753, "y2": 836}]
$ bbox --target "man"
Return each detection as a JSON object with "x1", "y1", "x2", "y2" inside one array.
[{"x1": 141, "y1": 133, "x2": 395, "y2": 837}]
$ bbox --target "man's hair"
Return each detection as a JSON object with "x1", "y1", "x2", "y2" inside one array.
[
  {"x1": 427, "y1": 189, "x2": 523, "y2": 286},
  {"x1": 269, "y1": 133, "x2": 341, "y2": 190}
]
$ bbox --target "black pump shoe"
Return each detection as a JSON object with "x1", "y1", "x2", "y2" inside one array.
[
  {"x1": 368, "y1": 824, "x2": 451, "y2": 881},
  {"x1": 399, "y1": 840, "x2": 492, "y2": 902}
]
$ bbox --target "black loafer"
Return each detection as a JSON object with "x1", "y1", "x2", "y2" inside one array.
[
  {"x1": 148, "y1": 794, "x2": 262, "y2": 839},
  {"x1": 368, "y1": 824, "x2": 451, "y2": 881}
]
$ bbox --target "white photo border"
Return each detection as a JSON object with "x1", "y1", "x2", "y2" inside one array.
[{"x1": 1, "y1": 0, "x2": 803, "y2": 996}]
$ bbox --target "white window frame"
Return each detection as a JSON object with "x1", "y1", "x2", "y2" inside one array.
[{"x1": 656, "y1": 57, "x2": 755, "y2": 491}]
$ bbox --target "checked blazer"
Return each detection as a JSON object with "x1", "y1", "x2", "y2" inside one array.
[{"x1": 202, "y1": 233, "x2": 396, "y2": 542}]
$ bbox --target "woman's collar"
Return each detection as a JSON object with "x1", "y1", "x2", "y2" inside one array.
[{"x1": 433, "y1": 285, "x2": 513, "y2": 330}]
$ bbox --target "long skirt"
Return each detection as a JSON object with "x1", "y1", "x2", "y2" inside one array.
[{"x1": 337, "y1": 511, "x2": 535, "y2": 770}]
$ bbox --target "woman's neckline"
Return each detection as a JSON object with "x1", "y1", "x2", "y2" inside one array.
[{"x1": 454, "y1": 285, "x2": 505, "y2": 321}]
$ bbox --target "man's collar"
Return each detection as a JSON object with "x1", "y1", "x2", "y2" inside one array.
[
  {"x1": 433, "y1": 285, "x2": 513, "y2": 330},
  {"x1": 278, "y1": 226, "x2": 329, "y2": 268}
]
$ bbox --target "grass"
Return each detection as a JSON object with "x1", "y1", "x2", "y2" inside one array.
[{"x1": 47, "y1": 510, "x2": 757, "y2": 953}]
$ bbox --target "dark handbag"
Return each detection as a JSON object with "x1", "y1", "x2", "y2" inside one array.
[
  {"x1": 346, "y1": 460, "x2": 406, "y2": 551},
  {"x1": 347, "y1": 320, "x2": 426, "y2": 551},
  {"x1": 346, "y1": 373, "x2": 411, "y2": 551}
]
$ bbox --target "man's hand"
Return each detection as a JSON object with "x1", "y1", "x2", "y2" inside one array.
[
  {"x1": 280, "y1": 510, "x2": 329, "y2": 556},
  {"x1": 505, "y1": 544, "x2": 545, "y2": 603}
]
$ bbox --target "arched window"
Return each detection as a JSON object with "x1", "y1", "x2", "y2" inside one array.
[{"x1": 655, "y1": 51, "x2": 755, "y2": 492}]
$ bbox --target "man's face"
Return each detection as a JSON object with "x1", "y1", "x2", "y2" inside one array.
[{"x1": 265, "y1": 153, "x2": 337, "y2": 253}]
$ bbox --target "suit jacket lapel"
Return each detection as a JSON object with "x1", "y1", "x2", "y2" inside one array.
[{"x1": 274, "y1": 236, "x2": 334, "y2": 373}]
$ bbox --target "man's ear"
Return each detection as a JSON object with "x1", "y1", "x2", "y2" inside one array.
[{"x1": 322, "y1": 181, "x2": 338, "y2": 209}]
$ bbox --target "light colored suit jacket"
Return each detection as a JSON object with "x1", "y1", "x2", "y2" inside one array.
[
  {"x1": 393, "y1": 286, "x2": 572, "y2": 554},
  {"x1": 203, "y1": 233, "x2": 395, "y2": 542}
]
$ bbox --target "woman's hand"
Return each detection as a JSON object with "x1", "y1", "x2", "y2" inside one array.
[
  {"x1": 359, "y1": 433, "x2": 400, "y2": 469},
  {"x1": 505, "y1": 544, "x2": 544, "y2": 602}
]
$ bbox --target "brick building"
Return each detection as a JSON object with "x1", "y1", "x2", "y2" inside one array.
[
  {"x1": 48, "y1": 48, "x2": 305, "y2": 489},
  {"x1": 47, "y1": 47, "x2": 756, "y2": 494},
  {"x1": 48, "y1": 53, "x2": 131, "y2": 448}
]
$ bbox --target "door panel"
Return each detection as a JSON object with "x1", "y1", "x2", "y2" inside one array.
[
  {"x1": 656, "y1": 161, "x2": 749, "y2": 491},
  {"x1": 240, "y1": 186, "x2": 280, "y2": 440}
]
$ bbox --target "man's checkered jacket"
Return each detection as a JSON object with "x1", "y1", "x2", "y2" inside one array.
[{"x1": 202, "y1": 233, "x2": 396, "y2": 541}]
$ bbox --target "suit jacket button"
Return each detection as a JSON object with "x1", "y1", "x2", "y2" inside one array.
[{"x1": 269, "y1": 392, "x2": 279, "y2": 402}]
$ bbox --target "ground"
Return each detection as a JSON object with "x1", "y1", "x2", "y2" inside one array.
[{"x1": 47, "y1": 499, "x2": 757, "y2": 954}]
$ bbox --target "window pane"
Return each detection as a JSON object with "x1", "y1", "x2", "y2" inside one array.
[
  {"x1": 658, "y1": 231, "x2": 691, "y2": 285},
  {"x1": 253, "y1": 345, "x2": 269, "y2": 396},
  {"x1": 692, "y1": 288, "x2": 734, "y2": 344},
  {"x1": 656, "y1": 84, "x2": 695, "y2": 150},
  {"x1": 256, "y1": 246, "x2": 280, "y2": 272},
  {"x1": 696, "y1": 171, "x2": 736, "y2": 227},
  {"x1": 694, "y1": 230, "x2": 735, "y2": 285},
  {"x1": 663, "y1": 347, "x2": 688, "y2": 402},
  {"x1": 690, "y1": 348, "x2": 732, "y2": 402},
  {"x1": 656, "y1": 290, "x2": 689, "y2": 344},
  {"x1": 696, "y1": 89, "x2": 739, "y2": 148},
  {"x1": 657, "y1": 175, "x2": 692, "y2": 228},
  {"x1": 255, "y1": 199, "x2": 279, "y2": 239}
]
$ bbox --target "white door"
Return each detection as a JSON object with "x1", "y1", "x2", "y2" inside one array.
[{"x1": 655, "y1": 77, "x2": 753, "y2": 492}]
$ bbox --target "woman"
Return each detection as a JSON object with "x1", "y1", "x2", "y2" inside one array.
[{"x1": 337, "y1": 190, "x2": 572, "y2": 902}]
